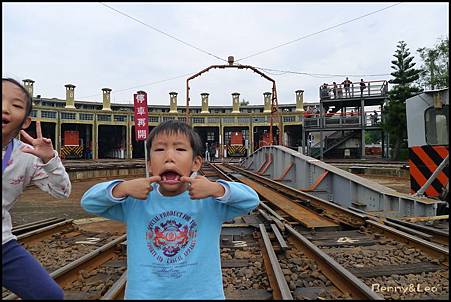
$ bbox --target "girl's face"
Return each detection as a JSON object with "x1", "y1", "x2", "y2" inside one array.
[{"x1": 2, "y1": 81, "x2": 31, "y2": 144}]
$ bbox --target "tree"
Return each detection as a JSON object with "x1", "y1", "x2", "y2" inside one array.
[
  {"x1": 417, "y1": 37, "x2": 449, "y2": 90},
  {"x1": 240, "y1": 99, "x2": 249, "y2": 106},
  {"x1": 383, "y1": 41, "x2": 422, "y2": 160},
  {"x1": 365, "y1": 130, "x2": 381, "y2": 145}
]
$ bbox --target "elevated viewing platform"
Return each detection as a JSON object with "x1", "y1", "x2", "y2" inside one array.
[
  {"x1": 300, "y1": 80, "x2": 389, "y2": 159},
  {"x1": 319, "y1": 79, "x2": 389, "y2": 105}
]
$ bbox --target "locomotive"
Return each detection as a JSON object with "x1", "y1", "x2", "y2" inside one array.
[{"x1": 406, "y1": 88, "x2": 449, "y2": 201}]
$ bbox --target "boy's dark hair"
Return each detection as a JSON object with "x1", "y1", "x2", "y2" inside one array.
[
  {"x1": 2, "y1": 78, "x2": 33, "y2": 118},
  {"x1": 146, "y1": 120, "x2": 202, "y2": 158}
]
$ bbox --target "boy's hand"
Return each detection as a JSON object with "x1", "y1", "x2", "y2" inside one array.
[
  {"x1": 112, "y1": 176, "x2": 161, "y2": 200},
  {"x1": 20, "y1": 121, "x2": 55, "y2": 164},
  {"x1": 180, "y1": 175, "x2": 225, "y2": 200}
]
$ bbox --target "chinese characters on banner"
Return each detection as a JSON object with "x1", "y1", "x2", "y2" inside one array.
[{"x1": 133, "y1": 91, "x2": 149, "y2": 141}]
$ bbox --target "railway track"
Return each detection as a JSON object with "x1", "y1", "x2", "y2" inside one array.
[
  {"x1": 4, "y1": 162, "x2": 448, "y2": 300},
  {"x1": 3, "y1": 219, "x2": 127, "y2": 300},
  {"x1": 206, "y1": 162, "x2": 449, "y2": 300}
]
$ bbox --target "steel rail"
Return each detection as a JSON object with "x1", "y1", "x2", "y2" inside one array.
[
  {"x1": 385, "y1": 217, "x2": 449, "y2": 246},
  {"x1": 4, "y1": 234, "x2": 127, "y2": 300},
  {"x1": 100, "y1": 270, "x2": 127, "y2": 300},
  {"x1": 221, "y1": 163, "x2": 367, "y2": 227},
  {"x1": 12, "y1": 217, "x2": 60, "y2": 234},
  {"x1": 17, "y1": 219, "x2": 75, "y2": 244},
  {"x1": 258, "y1": 224, "x2": 293, "y2": 300},
  {"x1": 13, "y1": 217, "x2": 66, "y2": 235},
  {"x1": 259, "y1": 209, "x2": 383, "y2": 300},
  {"x1": 365, "y1": 220, "x2": 449, "y2": 264},
  {"x1": 229, "y1": 163, "x2": 449, "y2": 263}
]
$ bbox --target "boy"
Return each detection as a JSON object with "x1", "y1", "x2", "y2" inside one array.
[
  {"x1": 2, "y1": 78, "x2": 71, "y2": 299},
  {"x1": 81, "y1": 120, "x2": 260, "y2": 299}
]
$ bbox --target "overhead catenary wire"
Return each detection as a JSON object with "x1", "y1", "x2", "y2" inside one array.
[
  {"x1": 83, "y1": 3, "x2": 398, "y2": 100},
  {"x1": 254, "y1": 66, "x2": 391, "y2": 79},
  {"x1": 78, "y1": 72, "x2": 194, "y2": 100},
  {"x1": 99, "y1": 2, "x2": 228, "y2": 63},
  {"x1": 235, "y1": 2, "x2": 402, "y2": 63}
]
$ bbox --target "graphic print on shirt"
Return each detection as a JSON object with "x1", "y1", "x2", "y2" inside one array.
[{"x1": 146, "y1": 210, "x2": 198, "y2": 264}]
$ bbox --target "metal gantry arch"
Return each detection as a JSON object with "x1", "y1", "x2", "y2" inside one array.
[{"x1": 185, "y1": 57, "x2": 283, "y2": 146}]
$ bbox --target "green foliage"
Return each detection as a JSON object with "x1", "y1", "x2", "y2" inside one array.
[
  {"x1": 365, "y1": 131, "x2": 381, "y2": 144},
  {"x1": 240, "y1": 99, "x2": 250, "y2": 106},
  {"x1": 417, "y1": 37, "x2": 449, "y2": 90},
  {"x1": 383, "y1": 41, "x2": 422, "y2": 160}
]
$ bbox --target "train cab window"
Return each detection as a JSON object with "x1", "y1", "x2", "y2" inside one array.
[{"x1": 425, "y1": 105, "x2": 449, "y2": 145}]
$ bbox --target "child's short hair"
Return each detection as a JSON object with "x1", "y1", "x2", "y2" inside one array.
[
  {"x1": 146, "y1": 120, "x2": 202, "y2": 158},
  {"x1": 2, "y1": 78, "x2": 33, "y2": 117}
]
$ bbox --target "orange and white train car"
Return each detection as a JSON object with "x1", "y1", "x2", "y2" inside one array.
[{"x1": 406, "y1": 88, "x2": 448, "y2": 200}]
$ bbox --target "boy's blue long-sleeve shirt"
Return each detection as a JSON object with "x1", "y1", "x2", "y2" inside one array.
[{"x1": 80, "y1": 179, "x2": 260, "y2": 300}]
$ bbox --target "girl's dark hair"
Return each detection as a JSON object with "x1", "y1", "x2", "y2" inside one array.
[
  {"x1": 2, "y1": 78, "x2": 33, "y2": 117},
  {"x1": 146, "y1": 120, "x2": 202, "y2": 158}
]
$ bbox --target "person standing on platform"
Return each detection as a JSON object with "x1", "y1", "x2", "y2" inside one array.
[
  {"x1": 342, "y1": 77, "x2": 352, "y2": 98},
  {"x1": 2, "y1": 78, "x2": 71, "y2": 300},
  {"x1": 81, "y1": 120, "x2": 260, "y2": 299},
  {"x1": 332, "y1": 82, "x2": 338, "y2": 99},
  {"x1": 372, "y1": 110, "x2": 379, "y2": 125},
  {"x1": 360, "y1": 79, "x2": 367, "y2": 96}
]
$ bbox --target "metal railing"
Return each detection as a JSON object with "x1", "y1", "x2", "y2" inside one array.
[
  {"x1": 303, "y1": 110, "x2": 381, "y2": 129},
  {"x1": 319, "y1": 80, "x2": 388, "y2": 100}
]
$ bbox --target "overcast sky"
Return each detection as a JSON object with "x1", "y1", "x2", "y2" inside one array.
[{"x1": 2, "y1": 2, "x2": 449, "y2": 107}]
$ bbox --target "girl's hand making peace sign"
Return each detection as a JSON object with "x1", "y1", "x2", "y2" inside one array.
[{"x1": 20, "y1": 121, "x2": 55, "y2": 164}]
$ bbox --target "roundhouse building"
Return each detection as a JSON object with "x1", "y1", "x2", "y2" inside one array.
[{"x1": 21, "y1": 80, "x2": 307, "y2": 160}]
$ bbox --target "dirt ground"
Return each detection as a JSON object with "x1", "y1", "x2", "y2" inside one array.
[
  {"x1": 355, "y1": 174, "x2": 411, "y2": 194},
  {"x1": 10, "y1": 176, "x2": 137, "y2": 227},
  {"x1": 9, "y1": 174, "x2": 411, "y2": 227}
]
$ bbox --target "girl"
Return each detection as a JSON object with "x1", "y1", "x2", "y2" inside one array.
[{"x1": 2, "y1": 78, "x2": 71, "y2": 299}]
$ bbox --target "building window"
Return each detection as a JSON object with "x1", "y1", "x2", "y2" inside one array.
[
  {"x1": 80, "y1": 113, "x2": 94, "y2": 121},
  {"x1": 224, "y1": 131, "x2": 231, "y2": 145},
  {"x1": 42, "y1": 101, "x2": 55, "y2": 107},
  {"x1": 179, "y1": 117, "x2": 187, "y2": 123},
  {"x1": 30, "y1": 110, "x2": 38, "y2": 118},
  {"x1": 207, "y1": 131, "x2": 215, "y2": 141},
  {"x1": 61, "y1": 112, "x2": 76, "y2": 120},
  {"x1": 238, "y1": 117, "x2": 250, "y2": 123},
  {"x1": 149, "y1": 116, "x2": 159, "y2": 123},
  {"x1": 193, "y1": 117, "x2": 205, "y2": 124},
  {"x1": 207, "y1": 117, "x2": 220, "y2": 123},
  {"x1": 97, "y1": 114, "x2": 111, "y2": 122},
  {"x1": 425, "y1": 105, "x2": 449, "y2": 145},
  {"x1": 163, "y1": 116, "x2": 175, "y2": 122},
  {"x1": 41, "y1": 111, "x2": 57, "y2": 119},
  {"x1": 114, "y1": 115, "x2": 127, "y2": 122},
  {"x1": 253, "y1": 116, "x2": 266, "y2": 123},
  {"x1": 283, "y1": 116, "x2": 296, "y2": 122},
  {"x1": 223, "y1": 117, "x2": 235, "y2": 124}
]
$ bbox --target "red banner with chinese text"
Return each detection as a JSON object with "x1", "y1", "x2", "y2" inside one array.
[{"x1": 133, "y1": 92, "x2": 149, "y2": 141}]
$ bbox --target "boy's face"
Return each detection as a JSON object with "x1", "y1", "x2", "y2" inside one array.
[
  {"x1": 2, "y1": 81, "x2": 31, "y2": 144},
  {"x1": 148, "y1": 131, "x2": 202, "y2": 196}
]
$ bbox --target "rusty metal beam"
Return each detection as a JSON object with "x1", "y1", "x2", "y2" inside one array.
[
  {"x1": 258, "y1": 153, "x2": 273, "y2": 175},
  {"x1": 302, "y1": 170, "x2": 329, "y2": 192},
  {"x1": 185, "y1": 63, "x2": 283, "y2": 145},
  {"x1": 256, "y1": 153, "x2": 269, "y2": 174},
  {"x1": 274, "y1": 162, "x2": 294, "y2": 181},
  {"x1": 258, "y1": 224, "x2": 293, "y2": 300}
]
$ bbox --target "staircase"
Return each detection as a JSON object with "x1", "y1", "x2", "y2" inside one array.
[{"x1": 310, "y1": 130, "x2": 359, "y2": 158}]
